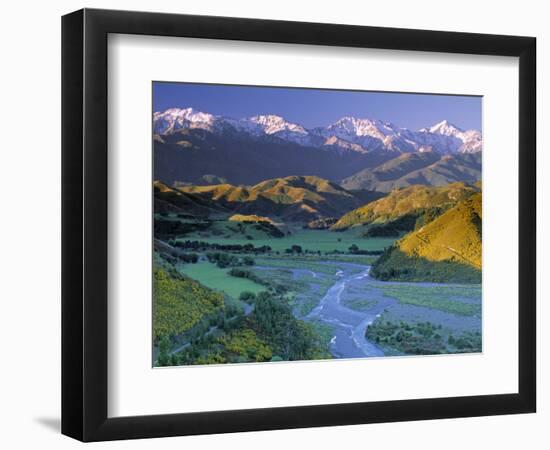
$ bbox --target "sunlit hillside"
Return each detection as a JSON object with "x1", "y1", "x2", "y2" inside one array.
[
  {"x1": 175, "y1": 175, "x2": 370, "y2": 222},
  {"x1": 332, "y1": 183, "x2": 478, "y2": 231},
  {"x1": 371, "y1": 193, "x2": 482, "y2": 283}
]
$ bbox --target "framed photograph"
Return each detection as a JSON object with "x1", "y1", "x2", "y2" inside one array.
[{"x1": 62, "y1": 8, "x2": 536, "y2": 442}]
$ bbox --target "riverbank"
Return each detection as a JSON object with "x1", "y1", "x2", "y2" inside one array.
[
  {"x1": 158, "y1": 251, "x2": 482, "y2": 364},
  {"x1": 252, "y1": 260, "x2": 481, "y2": 359}
]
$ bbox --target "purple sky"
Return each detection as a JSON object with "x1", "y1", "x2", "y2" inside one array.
[{"x1": 153, "y1": 81, "x2": 482, "y2": 131}]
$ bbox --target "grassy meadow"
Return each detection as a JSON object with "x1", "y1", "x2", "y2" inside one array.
[
  {"x1": 179, "y1": 261, "x2": 265, "y2": 299},
  {"x1": 180, "y1": 222, "x2": 395, "y2": 253}
]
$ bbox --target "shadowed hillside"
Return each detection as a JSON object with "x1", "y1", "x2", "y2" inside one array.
[
  {"x1": 154, "y1": 181, "x2": 231, "y2": 218},
  {"x1": 154, "y1": 128, "x2": 394, "y2": 186},
  {"x1": 341, "y1": 152, "x2": 481, "y2": 192}
]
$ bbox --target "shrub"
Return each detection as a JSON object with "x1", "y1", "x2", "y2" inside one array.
[
  {"x1": 239, "y1": 291, "x2": 256, "y2": 302},
  {"x1": 206, "y1": 252, "x2": 239, "y2": 268},
  {"x1": 366, "y1": 318, "x2": 446, "y2": 355},
  {"x1": 242, "y1": 256, "x2": 255, "y2": 266},
  {"x1": 250, "y1": 292, "x2": 327, "y2": 361},
  {"x1": 153, "y1": 268, "x2": 224, "y2": 341},
  {"x1": 285, "y1": 244, "x2": 303, "y2": 254},
  {"x1": 219, "y1": 329, "x2": 272, "y2": 362}
]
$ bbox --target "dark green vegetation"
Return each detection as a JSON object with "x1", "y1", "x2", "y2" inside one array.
[
  {"x1": 341, "y1": 151, "x2": 481, "y2": 192},
  {"x1": 154, "y1": 239, "x2": 199, "y2": 266},
  {"x1": 360, "y1": 207, "x2": 447, "y2": 238},
  {"x1": 154, "y1": 216, "x2": 211, "y2": 238},
  {"x1": 371, "y1": 193, "x2": 482, "y2": 283},
  {"x1": 248, "y1": 258, "x2": 347, "y2": 317},
  {"x1": 157, "y1": 287, "x2": 330, "y2": 366},
  {"x1": 367, "y1": 320, "x2": 446, "y2": 354},
  {"x1": 371, "y1": 248, "x2": 481, "y2": 284},
  {"x1": 250, "y1": 292, "x2": 330, "y2": 361},
  {"x1": 174, "y1": 240, "x2": 273, "y2": 254},
  {"x1": 228, "y1": 267, "x2": 265, "y2": 285},
  {"x1": 366, "y1": 318, "x2": 481, "y2": 355},
  {"x1": 206, "y1": 252, "x2": 255, "y2": 268},
  {"x1": 360, "y1": 214, "x2": 418, "y2": 237}
]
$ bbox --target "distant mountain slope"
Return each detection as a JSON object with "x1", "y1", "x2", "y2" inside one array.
[
  {"x1": 341, "y1": 152, "x2": 481, "y2": 192},
  {"x1": 175, "y1": 175, "x2": 372, "y2": 222},
  {"x1": 154, "y1": 128, "x2": 394, "y2": 186},
  {"x1": 332, "y1": 183, "x2": 478, "y2": 231},
  {"x1": 370, "y1": 193, "x2": 482, "y2": 283},
  {"x1": 153, "y1": 108, "x2": 482, "y2": 188},
  {"x1": 341, "y1": 152, "x2": 441, "y2": 190}
]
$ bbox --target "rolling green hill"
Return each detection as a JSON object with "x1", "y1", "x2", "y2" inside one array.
[
  {"x1": 176, "y1": 175, "x2": 373, "y2": 223},
  {"x1": 341, "y1": 152, "x2": 481, "y2": 192},
  {"x1": 331, "y1": 183, "x2": 478, "y2": 232},
  {"x1": 370, "y1": 193, "x2": 482, "y2": 283}
]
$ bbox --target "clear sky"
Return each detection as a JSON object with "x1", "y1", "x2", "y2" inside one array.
[{"x1": 153, "y1": 82, "x2": 482, "y2": 131}]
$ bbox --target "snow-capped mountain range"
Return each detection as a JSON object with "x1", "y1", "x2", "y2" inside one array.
[{"x1": 153, "y1": 107, "x2": 482, "y2": 155}]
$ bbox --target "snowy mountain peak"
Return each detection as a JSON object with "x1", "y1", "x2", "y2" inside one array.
[
  {"x1": 154, "y1": 107, "x2": 211, "y2": 121},
  {"x1": 426, "y1": 120, "x2": 464, "y2": 136},
  {"x1": 153, "y1": 107, "x2": 218, "y2": 134},
  {"x1": 329, "y1": 116, "x2": 386, "y2": 137},
  {"x1": 249, "y1": 115, "x2": 308, "y2": 135}
]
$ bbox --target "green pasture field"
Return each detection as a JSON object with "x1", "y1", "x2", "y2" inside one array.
[
  {"x1": 379, "y1": 283, "x2": 482, "y2": 316},
  {"x1": 179, "y1": 261, "x2": 265, "y2": 299},
  {"x1": 182, "y1": 226, "x2": 395, "y2": 253}
]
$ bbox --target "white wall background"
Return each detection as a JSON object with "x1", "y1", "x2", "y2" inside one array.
[{"x1": 0, "y1": 0, "x2": 546, "y2": 448}]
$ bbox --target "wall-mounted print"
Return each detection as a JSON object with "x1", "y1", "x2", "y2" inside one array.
[
  {"x1": 152, "y1": 82, "x2": 483, "y2": 367},
  {"x1": 62, "y1": 10, "x2": 536, "y2": 441}
]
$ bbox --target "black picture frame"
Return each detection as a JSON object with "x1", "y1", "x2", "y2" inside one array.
[{"x1": 62, "y1": 8, "x2": 536, "y2": 442}]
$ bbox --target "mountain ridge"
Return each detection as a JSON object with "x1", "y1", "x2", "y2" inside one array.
[
  {"x1": 156, "y1": 175, "x2": 378, "y2": 223},
  {"x1": 153, "y1": 107, "x2": 482, "y2": 156},
  {"x1": 341, "y1": 152, "x2": 482, "y2": 192},
  {"x1": 154, "y1": 127, "x2": 395, "y2": 186}
]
